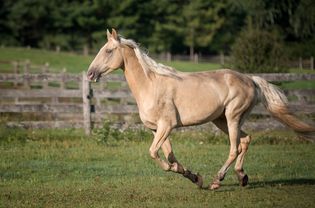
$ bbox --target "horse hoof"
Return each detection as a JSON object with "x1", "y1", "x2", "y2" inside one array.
[
  {"x1": 240, "y1": 174, "x2": 248, "y2": 187},
  {"x1": 195, "y1": 173, "x2": 203, "y2": 188},
  {"x1": 209, "y1": 182, "x2": 220, "y2": 190}
]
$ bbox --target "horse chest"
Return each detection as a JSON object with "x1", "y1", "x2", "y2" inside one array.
[
  {"x1": 138, "y1": 108, "x2": 158, "y2": 129},
  {"x1": 137, "y1": 101, "x2": 176, "y2": 130}
]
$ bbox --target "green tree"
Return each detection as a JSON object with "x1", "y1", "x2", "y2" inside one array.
[
  {"x1": 233, "y1": 0, "x2": 315, "y2": 57},
  {"x1": 232, "y1": 27, "x2": 286, "y2": 73},
  {"x1": 149, "y1": 1, "x2": 183, "y2": 53},
  {"x1": 181, "y1": 0, "x2": 225, "y2": 59},
  {"x1": 107, "y1": 0, "x2": 156, "y2": 46},
  {"x1": 7, "y1": 0, "x2": 55, "y2": 47}
]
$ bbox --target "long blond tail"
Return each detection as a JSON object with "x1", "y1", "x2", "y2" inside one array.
[{"x1": 251, "y1": 76, "x2": 315, "y2": 142}]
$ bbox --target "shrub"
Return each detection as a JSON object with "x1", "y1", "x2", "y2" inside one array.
[
  {"x1": 93, "y1": 120, "x2": 152, "y2": 145},
  {"x1": 231, "y1": 28, "x2": 287, "y2": 73}
]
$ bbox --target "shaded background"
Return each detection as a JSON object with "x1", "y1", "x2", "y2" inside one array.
[{"x1": 1, "y1": 0, "x2": 314, "y2": 58}]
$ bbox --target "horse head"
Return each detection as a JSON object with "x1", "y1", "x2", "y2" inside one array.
[{"x1": 87, "y1": 29, "x2": 124, "y2": 82}]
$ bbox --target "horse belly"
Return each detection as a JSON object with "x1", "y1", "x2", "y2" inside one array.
[{"x1": 176, "y1": 95, "x2": 224, "y2": 126}]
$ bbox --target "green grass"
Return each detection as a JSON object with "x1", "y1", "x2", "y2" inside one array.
[
  {"x1": 0, "y1": 47, "x2": 220, "y2": 74},
  {"x1": 0, "y1": 127, "x2": 314, "y2": 207},
  {"x1": 289, "y1": 68, "x2": 315, "y2": 74},
  {"x1": 279, "y1": 80, "x2": 315, "y2": 90},
  {"x1": 163, "y1": 60, "x2": 221, "y2": 72},
  {"x1": 0, "y1": 47, "x2": 93, "y2": 73}
]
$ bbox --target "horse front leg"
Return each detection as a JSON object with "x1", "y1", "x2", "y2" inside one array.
[
  {"x1": 161, "y1": 138, "x2": 203, "y2": 188},
  {"x1": 149, "y1": 125, "x2": 172, "y2": 171}
]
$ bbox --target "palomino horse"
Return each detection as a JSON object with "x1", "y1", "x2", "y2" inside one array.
[{"x1": 87, "y1": 29, "x2": 315, "y2": 190}]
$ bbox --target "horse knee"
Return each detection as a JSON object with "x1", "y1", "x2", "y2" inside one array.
[
  {"x1": 149, "y1": 148, "x2": 158, "y2": 159},
  {"x1": 229, "y1": 150, "x2": 238, "y2": 160},
  {"x1": 242, "y1": 135, "x2": 251, "y2": 145},
  {"x1": 240, "y1": 135, "x2": 251, "y2": 151}
]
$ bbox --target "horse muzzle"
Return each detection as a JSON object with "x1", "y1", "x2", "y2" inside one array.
[{"x1": 87, "y1": 68, "x2": 101, "y2": 82}]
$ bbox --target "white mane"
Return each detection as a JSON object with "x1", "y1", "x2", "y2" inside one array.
[{"x1": 120, "y1": 37, "x2": 180, "y2": 78}]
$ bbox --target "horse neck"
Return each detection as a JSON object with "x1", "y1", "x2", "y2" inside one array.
[{"x1": 122, "y1": 47, "x2": 152, "y2": 102}]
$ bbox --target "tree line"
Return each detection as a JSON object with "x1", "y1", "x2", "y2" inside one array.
[{"x1": 0, "y1": 0, "x2": 314, "y2": 60}]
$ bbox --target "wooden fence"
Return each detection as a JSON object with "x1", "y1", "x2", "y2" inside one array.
[{"x1": 0, "y1": 66, "x2": 314, "y2": 135}]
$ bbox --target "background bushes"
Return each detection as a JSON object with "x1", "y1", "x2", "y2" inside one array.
[{"x1": 231, "y1": 27, "x2": 287, "y2": 73}]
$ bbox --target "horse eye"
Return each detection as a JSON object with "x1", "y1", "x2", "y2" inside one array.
[{"x1": 105, "y1": 49, "x2": 113, "y2": 53}]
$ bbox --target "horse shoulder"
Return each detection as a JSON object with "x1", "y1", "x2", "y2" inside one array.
[{"x1": 137, "y1": 78, "x2": 178, "y2": 129}]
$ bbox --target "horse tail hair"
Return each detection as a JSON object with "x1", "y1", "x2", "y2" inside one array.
[{"x1": 251, "y1": 75, "x2": 315, "y2": 142}]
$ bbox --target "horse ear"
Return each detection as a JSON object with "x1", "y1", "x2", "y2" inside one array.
[
  {"x1": 106, "y1": 29, "x2": 111, "y2": 40},
  {"x1": 111, "y1": 28, "x2": 119, "y2": 41}
]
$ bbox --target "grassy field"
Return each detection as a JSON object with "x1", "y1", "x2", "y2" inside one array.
[
  {"x1": 0, "y1": 47, "x2": 220, "y2": 73},
  {"x1": 0, "y1": 47, "x2": 93, "y2": 73},
  {"x1": 0, "y1": 127, "x2": 314, "y2": 208}
]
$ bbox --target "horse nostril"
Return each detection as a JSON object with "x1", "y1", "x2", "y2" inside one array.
[{"x1": 87, "y1": 70, "x2": 95, "y2": 80}]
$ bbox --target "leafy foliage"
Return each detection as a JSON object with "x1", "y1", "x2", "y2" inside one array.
[
  {"x1": 180, "y1": 0, "x2": 226, "y2": 57},
  {"x1": 0, "y1": 0, "x2": 314, "y2": 57},
  {"x1": 93, "y1": 120, "x2": 151, "y2": 144},
  {"x1": 231, "y1": 27, "x2": 287, "y2": 73}
]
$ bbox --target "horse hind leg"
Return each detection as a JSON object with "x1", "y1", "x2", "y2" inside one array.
[
  {"x1": 213, "y1": 114, "x2": 251, "y2": 186},
  {"x1": 210, "y1": 116, "x2": 251, "y2": 189},
  {"x1": 235, "y1": 134, "x2": 251, "y2": 186},
  {"x1": 210, "y1": 115, "x2": 241, "y2": 190},
  {"x1": 161, "y1": 138, "x2": 203, "y2": 188},
  {"x1": 234, "y1": 102, "x2": 255, "y2": 187}
]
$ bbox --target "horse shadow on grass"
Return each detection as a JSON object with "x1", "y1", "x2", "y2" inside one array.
[
  {"x1": 200, "y1": 178, "x2": 315, "y2": 192},
  {"x1": 249, "y1": 178, "x2": 315, "y2": 187}
]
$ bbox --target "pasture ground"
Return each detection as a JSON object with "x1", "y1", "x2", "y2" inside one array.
[
  {"x1": 0, "y1": 127, "x2": 314, "y2": 208},
  {"x1": 0, "y1": 47, "x2": 220, "y2": 73}
]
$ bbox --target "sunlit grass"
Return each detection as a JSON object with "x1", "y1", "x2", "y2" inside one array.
[
  {"x1": 0, "y1": 47, "x2": 93, "y2": 73},
  {"x1": 0, "y1": 47, "x2": 221, "y2": 74},
  {"x1": 279, "y1": 80, "x2": 315, "y2": 90},
  {"x1": 0, "y1": 127, "x2": 314, "y2": 207}
]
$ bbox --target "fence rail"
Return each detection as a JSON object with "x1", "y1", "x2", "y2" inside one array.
[{"x1": 0, "y1": 66, "x2": 314, "y2": 134}]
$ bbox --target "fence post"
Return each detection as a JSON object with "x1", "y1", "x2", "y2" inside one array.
[
  {"x1": 60, "y1": 68, "x2": 67, "y2": 89},
  {"x1": 13, "y1": 61, "x2": 19, "y2": 89},
  {"x1": 311, "y1": 56, "x2": 314, "y2": 70},
  {"x1": 13, "y1": 61, "x2": 19, "y2": 74},
  {"x1": 43, "y1": 62, "x2": 50, "y2": 73},
  {"x1": 12, "y1": 61, "x2": 19, "y2": 102},
  {"x1": 24, "y1": 59, "x2": 30, "y2": 74},
  {"x1": 42, "y1": 63, "x2": 50, "y2": 89},
  {"x1": 299, "y1": 57, "x2": 303, "y2": 70},
  {"x1": 220, "y1": 51, "x2": 225, "y2": 66},
  {"x1": 83, "y1": 44, "x2": 89, "y2": 56},
  {"x1": 194, "y1": 53, "x2": 198, "y2": 63},
  {"x1": 23, "y1": 60, "x2": 31, "y2": 89},
  {"x1": 166, "y1": 52, "x2": 172, "y2": 62},
  {"x1": 82, "y1": 71, "x2": 91, "y2": 135},
  {"x1": 56, "y1": 45, "x2": 60, "y2": 53}
]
